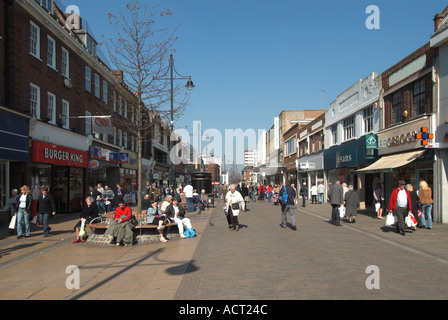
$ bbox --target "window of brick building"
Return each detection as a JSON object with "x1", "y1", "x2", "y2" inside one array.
[
  {"x1": 30, "y1": 21, "x2": 40, "y2": 59},
  {"x1": 392, "y1": 92, "x2": 402, "y2": 124},
  {"x1": 413, "y1": 79, "x2": 425, "y2": 116}
]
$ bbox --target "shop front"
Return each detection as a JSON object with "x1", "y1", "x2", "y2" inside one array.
[
  {"x1": 88, "y1": 145, "x2": 123, "y2": 190},
  {"x1": 31, "y1": 140, "x2": 87, "y2": 213},
  {"x1": 357, "y1": 117, "x2": 435, "y2": 214},
  {"x1": 0, "y1": 109, "x2": 29, "y2": 216},
  {"x1": 324, "y1": 138, "x2": 377, "y2": 209}
]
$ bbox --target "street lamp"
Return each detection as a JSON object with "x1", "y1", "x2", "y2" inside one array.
[{"x1": 154, "y1": 53, "x2": 194, "y2": 189}]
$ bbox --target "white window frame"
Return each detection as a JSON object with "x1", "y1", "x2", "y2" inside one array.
[
  {"x1": 61, "y1": 47, "x2": 70, "y2": 78},
  {"x1": 343, "y1": 116, "x2": 355, "y2": 141},
  {"x1": 30, "y1": 21, "x2": 40, "y2": 59},
  {"x1": 30, "y1": 83, "x2": 41, "y2": 119},
  {"x1": 47, "y1": 35, "x2": 56, "y2": 69},
  {"x1": 85, "y1": 66, "x2": 91, "y2": 92},
  {"x1": 61, "y1": 99, "x2": 69, "y2": 129},
  {"x1": 363, "y1": 105, "x2": 374, "y2": 134},
  {"x1": 331, "y1": 125, "x2": 338, "y2": 146},
  {"x1": 47, "y1": 92, "x2": 56, "y2": 124},
  {"x1": 118, "y1": 129, "x2": 122, "y2": 146},
  {"x1": 124, "y1": 132, "x2": 128, "y2": 149},
  {"x1": 94, "y1": 74, "x2": 100, "y2": 98},
  {"x1": 102, "y1": 80, "x2": 108, "y2": 103},
  {"x1": 124, "y1": 100, "x2": 128, "y2": 118},
  {"x1": 113, "y1": 92, "x2": 117, "y2": 112},
  {"x1": 39, "y1": 0, "x2": 53, "y2": 13},
  {"x1": 85, "y1": 111, "x2": 91, "y2": 135},
  {"x1": 284, "y1": 136, "x2": 296, "y2": 156}
]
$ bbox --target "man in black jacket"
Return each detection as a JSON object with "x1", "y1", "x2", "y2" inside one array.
[
  {"x1": 279, "y1": 182, "x2": 297, "y2": 230},
  {"x1": 36, "y1": 186, "x2": 56, "y2": 237}
]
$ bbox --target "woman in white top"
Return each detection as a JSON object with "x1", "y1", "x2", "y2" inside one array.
[
  {"x1": 16, "y1": 185, "x2": 33, "y2": 239},
  {"x1": 225, "y1": 184, "x2": 245, "y2": 231}
]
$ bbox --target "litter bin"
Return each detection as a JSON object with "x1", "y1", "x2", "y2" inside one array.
[{"x1": 191, "y1": 172, "x2": 212, "y2": 194}]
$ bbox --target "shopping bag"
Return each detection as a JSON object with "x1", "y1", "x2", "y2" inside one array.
[
  {"x1": 385, "y1": 212, "x2": 395, "y2": 226},
  {"x1": 184, "y1": 227, "x2": 197, "y2": 238},
  {"x1": 79, "y1": 220, "x2": 87, "y2": 238},
  {"x1": 375, "y1": 202, "x2": 381, "y2": 212},
  {"x1": 339, "y1": 205, "x2": 346, "y2": 218},
  {"x1": 406, "y1": 213, "x2": 417, "y2": 228},
  {"x1": 9, "y1": 213, "x2": 17, "y2": 229}
]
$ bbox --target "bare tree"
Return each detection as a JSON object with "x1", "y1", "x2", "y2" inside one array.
[{"x1": 103, "y1": 0, "x2": 190, "y2": 211}]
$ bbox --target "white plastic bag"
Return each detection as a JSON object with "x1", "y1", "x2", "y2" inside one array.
[
  {"x1": 375, "y1": 202, "x2": 381, "y2": 212},
  {"x1": 9, "y1": 213, "x2": 17, "y2": 229},
  {"x1": 385, "y1": 212, "x2": 395, "y2": 226},
  {"x1": 405, "y1": 213, "x2": 417, "y2": 228},
  {"x1": 339, "y1": 205, "x2": 346, "y2": 218}
]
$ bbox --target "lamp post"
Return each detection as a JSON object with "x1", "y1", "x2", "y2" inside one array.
[{"x1": 155, "y1": 54, "x2": 194, "y2": 189}]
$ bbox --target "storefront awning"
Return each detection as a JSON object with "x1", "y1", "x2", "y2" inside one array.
[{"x1": 354, "y1": 150, "x2": 426, "y2": 174}]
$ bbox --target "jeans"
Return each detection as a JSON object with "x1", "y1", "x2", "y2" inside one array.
[
  {"x1": 420, "y1": 204, "x2": 433, "y2": 229},
  {"x1": 267, "y1": 192, "x2": 272, "y2": 202},
  {"x1": 318, "y1": 193, "x2": 324, "y2": 204},
  {"x1": 17, "y1": 207, "x2": 30, "y2": 237},
  {"x1": 39, "y1": 213, "x2": 51, "y2": 236},
  {"x1": 96, "y1": 200, "x2": 105, "y2": 213},
  {"x1": 186, "y1": 197, "x2": 194, "y2": 212}
]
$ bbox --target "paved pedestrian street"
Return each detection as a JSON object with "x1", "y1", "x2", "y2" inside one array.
[{"x1": 1, "y1": 199, "x2": 448, "y2": 302}]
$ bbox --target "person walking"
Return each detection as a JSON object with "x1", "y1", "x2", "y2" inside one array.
[
  {"x1": 418, "y1": 180, "x2": 433, "y2": 230},
  {"x1": 16, "y1": 185, "x2": 33, "y2": 239},
  {"x1": 406, "y1": 184, "x2": 420, "y2": 231},
  {"x1": 310, "y1": 184, "x2": 318, "y2": 204},
  {"x1": 344, "y1": 185, "x2": 359, "y2": 223},
  {"x1": 225, "y1": 184, "x2": 245, "y2": 231},
  {"x1": 388, "y1": 180, "x2": 412, "y2": 236},
  {"x1": 299, "y1": 182, "x2": 308, "y2": 207},
  {"x1": 373, "y1": 183, "x2": 385, "y2": 219},
  {"x1": 36, "y1": 186, "x2": 56, "y2": 237},
  {"x1": 184, "y1": 183, "x2": 194, "y2": 212},
  {"x1": 279, "y1": 182, "x2": 297, "y2": 230},
  {"x1": 317, "y1": 182, "x2": 325, "y2": 204},
  {"x1": 328, "y1": 179, "x2": 344, "y2": 226}
]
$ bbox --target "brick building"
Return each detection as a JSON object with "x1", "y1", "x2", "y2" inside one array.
[{"x1": 0, "y1": 0, "x2": 145, "y2": 212}]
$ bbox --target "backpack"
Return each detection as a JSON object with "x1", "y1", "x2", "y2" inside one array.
[{"x1": 279, "y1": 186, "x2": 288, "y2": 205}]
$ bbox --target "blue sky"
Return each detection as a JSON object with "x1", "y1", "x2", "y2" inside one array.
[{"x1": 67, "y1": 0, "x2": 445, "y2": 163}]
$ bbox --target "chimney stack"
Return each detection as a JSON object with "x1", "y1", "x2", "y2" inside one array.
[
  {"x1": 434, "y1": 13, "x2": 445, "y2": 32},
  {"x1": 112, "y1": 70, "x2": 124, "y2": 83}
]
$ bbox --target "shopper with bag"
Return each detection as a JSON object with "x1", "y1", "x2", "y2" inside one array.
[
  {"x1": 405, "y1": 184, "x2": 420, "y2": 231},
  {"x1": 344, "y1": 185, "x2": 360, "y2": 223},
  {"x1": 225, "y1": 184, "x2": 245, "y2": 231},
  {"x1": 279, "y1": 182, "x2": 297, "y2": 230},
  {"x1": 328, "y1": 179, "x2": 344, "y2": 226},
  {"x1": 373, "y1": 183, "x2": 385, "y2": 219},
  {"x1": 388, "y1": 180, "x2": 412, "y2": 236},
  {"x1": 16, "y1": 185, "x2": 33, "y2": 239}
]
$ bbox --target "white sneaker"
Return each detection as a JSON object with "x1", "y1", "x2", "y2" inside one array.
[
  {"x1": 160, "y1": 237, "x2": 167, "y2": 242},
  {"x1": 180, "y1": 234, "x2": 186, "y2": 239}
]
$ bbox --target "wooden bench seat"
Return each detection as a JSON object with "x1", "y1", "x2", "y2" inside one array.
[{"x1": 86, "y1": 212, "x2": 177, "y2": 231}]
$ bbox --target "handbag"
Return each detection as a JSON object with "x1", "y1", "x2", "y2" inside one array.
[
  {"x1": 385, "y1": 212, "x2": 395, "y2": 226},
  {"x1": 9, "y1": 213, "x2": 17, "y2": 229},
  {"x1": 231, "y1": 202, "x2": 240, "y2": 210}
]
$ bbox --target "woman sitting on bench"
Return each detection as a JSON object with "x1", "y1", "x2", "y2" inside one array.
[{"x1": 146, "y1": 200, "x2": 168, "y2": 243}]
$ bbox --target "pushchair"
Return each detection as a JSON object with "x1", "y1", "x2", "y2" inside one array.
[{"x1": 273, "y1": 193, "x2": 279, "y2": 205}]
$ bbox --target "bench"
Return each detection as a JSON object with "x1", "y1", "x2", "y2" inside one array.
[{"x1": 86, "y1": 212, "x2": 178, "y2": 235}]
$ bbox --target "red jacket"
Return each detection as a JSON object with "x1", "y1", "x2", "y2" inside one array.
[
  {"x1": 388, "y1": 188, "x2": 412, "y2": 212},
  {"x1": 114, "y1": 205, "x2": 132, "y2": 221}
]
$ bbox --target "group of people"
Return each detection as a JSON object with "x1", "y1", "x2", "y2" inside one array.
[
  {"x1": 4, "y1": 185, "x2": 56, "y2": 239},
  {"x1": 86, "y1": 183, "x2": 122, "y2": 214}
]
